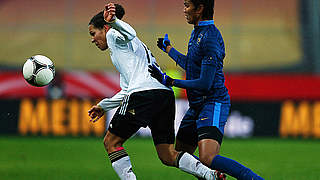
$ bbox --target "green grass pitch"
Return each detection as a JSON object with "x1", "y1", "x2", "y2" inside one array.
[{"x1": 0, "y1": 136, "x2": 319, "y2": 180}]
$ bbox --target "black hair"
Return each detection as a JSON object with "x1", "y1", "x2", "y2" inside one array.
[
  {"x1": 88, "y1": 4, "x2": 125, "y2": 29},
  {"x1": 114, "y1": 4, "x2": 125, "y2": 20},
  {"x1": 190, "y1": 0, "x2": 214, "y2": 20}
]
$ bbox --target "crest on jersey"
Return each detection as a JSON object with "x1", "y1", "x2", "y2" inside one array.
[
  {"x1": 197, "y1": 33, "x2": 203, "y2": 44},
  {"x1": 128, "y1": 109, "x2": 135, "y2": 115}
]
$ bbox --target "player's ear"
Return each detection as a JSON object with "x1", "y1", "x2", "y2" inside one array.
[{"x1": 196, "y1": 4, "x2": 204, "y2": 15}]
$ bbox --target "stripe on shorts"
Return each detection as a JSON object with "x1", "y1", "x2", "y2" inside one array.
[
  {"x1": 119, "y1": 95, "x2": 130, "y2": 115},
  {"x1": 213, "y1": 102, "x2": 221, "y2": 127}
]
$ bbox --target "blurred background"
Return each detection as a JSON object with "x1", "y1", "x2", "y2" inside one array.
[
  {"x1": 0, "y1": 0, "x2": 320, "y2": 179},
  {"x1": 0, "y1": 0, "x2": 316, "y2": 71}
]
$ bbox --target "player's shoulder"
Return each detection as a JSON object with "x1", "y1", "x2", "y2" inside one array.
[
  {"x1": 106, "y1": 28, "x2": 120, "y2": 37},
  {"x1": 202, "y1": 25, "x2": 223, "y2": 43},
  {"x1": 204, "y1": 24, "x2": 221, "y2": 36},
  {"x1": 200, "y1": 25, "x2": 225, "y2": 56},
  {"x1": 107, "y1": 28, "x2": 126, "y2": 41}
]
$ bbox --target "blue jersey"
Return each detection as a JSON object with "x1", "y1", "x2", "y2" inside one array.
[{"x1": 168, "y1": 20, "x2": 230, "y2": 107}]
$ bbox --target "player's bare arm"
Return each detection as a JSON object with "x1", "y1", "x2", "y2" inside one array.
[{"x1": 104, "y1": 3, "x2": 116, "y2": 23}]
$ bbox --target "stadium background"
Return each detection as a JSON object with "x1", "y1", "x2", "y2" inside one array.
[{"x1": 1, "y1": 0, "x2": 320, "y2": 179}]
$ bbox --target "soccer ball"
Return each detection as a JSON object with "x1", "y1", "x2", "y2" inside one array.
[{"x1": 22, "y1": 55, "x2": 55, "y2": 87}]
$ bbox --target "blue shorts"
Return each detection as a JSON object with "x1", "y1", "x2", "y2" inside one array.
[{"x1": 176, "y1": 102, "x2": 230, "y2": 146}]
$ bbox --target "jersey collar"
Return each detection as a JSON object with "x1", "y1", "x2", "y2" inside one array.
[{"x1": 197, "y1": 20, "x2": 214, "y2": 26}]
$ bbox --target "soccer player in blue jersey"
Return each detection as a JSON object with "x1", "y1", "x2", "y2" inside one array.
[{"x1": 149, "y1": 0, "x2": 264, "y2": 180}]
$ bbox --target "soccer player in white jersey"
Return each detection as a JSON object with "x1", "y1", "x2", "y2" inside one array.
[{"x1": 87, "y1": 2, "x2": 221, "y2": 180}]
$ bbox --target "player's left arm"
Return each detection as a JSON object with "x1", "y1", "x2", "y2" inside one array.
[
  {"x1": 172, "y1": 35, "x2": 222, "y2": 91},
  {"x1": 148, "y1": 57, "x2": 217, "y2": 91},
  {"x1": 104, "y1": 3, "x2": 136, "y2": 43},
  {"x1": 149, "y1": 36, "x2": 220, "y2": 91}
]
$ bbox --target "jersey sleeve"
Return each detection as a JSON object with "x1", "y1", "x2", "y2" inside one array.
[
  {"x1": 168, "y1": 47, "x2": 187, "y2": 70},
  {"x1": 97, "y1": 89, "x2": 127, "y2": 112},
  {"x1": 173, "y1": 61, "x2": 216, "y2": 91},
  {"x1": 107, "y1": 18, "x2": 136, "y2": 43},
  {"x1": 201, "y1": 33, "x2": 225, "y2": 64},
  {"x1": 97, "y1": 74, "x2": 128, "y2": 112},
  {"x1": 172, "y1": 34, "x2": 223, "y2": 91}
]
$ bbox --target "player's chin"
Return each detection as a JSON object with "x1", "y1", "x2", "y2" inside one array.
[
  {"x1": 185, "y1": 18, "x2": 193, "y2": 24},
  {"x1": 99, "y1": 46, "x2": 108, "y2": 51}
]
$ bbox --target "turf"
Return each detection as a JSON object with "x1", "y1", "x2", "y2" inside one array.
[{"x1": 0, "y1": 136, "x2": 319, "y2": 180}]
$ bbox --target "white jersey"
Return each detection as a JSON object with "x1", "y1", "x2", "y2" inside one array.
[{"x1": 98, "y1": 18, "x2": 170, "y2": 112}]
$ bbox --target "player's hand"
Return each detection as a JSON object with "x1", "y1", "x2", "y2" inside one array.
[
  {"x1": 88, "y1": 105, "x2": 105, "y2": 123},
  {"x1": 104, "y1": 3, "x2": 116, "y2": 23},
  {"x1": 157, "y1": 34, "x2": 171, "y2": 53},
  {"x1": 148, "y1": 63, "x2": 174, "y2": 87}
]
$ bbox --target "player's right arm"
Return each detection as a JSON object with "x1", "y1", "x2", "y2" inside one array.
[
  {"x1": 97, "y1": 89, "x2": 127, "y2": 112},
  {"x1": 88, "y1": 89, "x2": 126, "y2": 123},
  {"x1": 88, "y1": 74, "x2": 128, "y2": 122},
  {"x1": 96, "y1": 73, "x2": 128, "y2": 113},
  {"x1": 104, "y1": 3, "x2": 136, "y2": 43},
  {"x1": 157, "y1": 34, "x2": 187, "y2": 70}
]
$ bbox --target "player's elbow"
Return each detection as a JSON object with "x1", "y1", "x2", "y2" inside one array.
[
  {"x1": 131, "y1": 30, "x2": 137, "y2": 38},
  {"x1": 127, "y1": 30, "x2": 136, "y2": 41}
]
